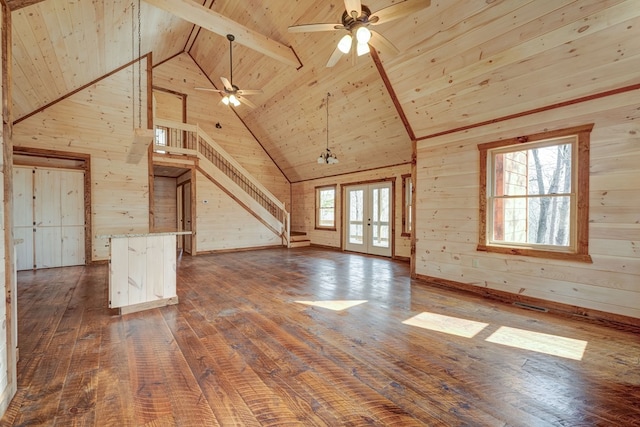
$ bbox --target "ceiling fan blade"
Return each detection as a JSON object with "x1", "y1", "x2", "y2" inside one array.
[
  {"x1": 195, "y1": 87, "x2": 224, "y2": 93},
  {"x1": 288, "y1": 23, "x2": 341, "y2": 33},
  {"x1": 236, "y1": 89, "x2": 263, "y2": 96},
  {"x1": 344, "y1": 0, "x2": 362, "y2": 18},
  {"x1": 326, "y1": 45, "x2": 344, "y2": 68},
  {"x1": 371, "y1": 0, "x2": 430, "y2": 25},
  {"x1": 238, "y1": 96, "x2": 257, "y2": 109},
  {"x1": 220, "y1": 76, "x2": 233, "y2": 91},
  {"x1": 368, "y1": 30, "x2": 400, "y2": 56}
]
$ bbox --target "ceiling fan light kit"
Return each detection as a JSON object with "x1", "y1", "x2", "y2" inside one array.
[
  {"x1": 288, "y1": 0, "x2": 429, "y2": 67},
  {"x1": 338, "y1": 34, "x2": 352, "y2": 54},
  {"x1": 195, "y1": 33, "x2": 263, "y2": 108}
]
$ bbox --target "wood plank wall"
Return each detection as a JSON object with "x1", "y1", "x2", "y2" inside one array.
[
  {"x1": 291, "y1": 164, "x2": 411, "y2": 259},
  {"x1": 415, "y1": 89, "x2": 640, "y2": 320},
  {"x1": 0, "y1": 2, "x2": 17, "y2": 416},
  {"x1": 195, "y1": 172, "x2": 280, "y2": 252},
  {"x1": 12, "y1": 58, "x2": 151, "y2": 261},
  {"x1": 153, "y1": 176, "x2": 177, "y2": 232},
  {"x1": 152, "y1": 53, "x2": 291, "y2": 209}
]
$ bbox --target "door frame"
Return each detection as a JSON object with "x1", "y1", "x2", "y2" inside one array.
[
  {"x1": 342, "y1": 178, "x2": 396, "y2": 258},
  {"x1": 177, "y1": 177, "x2": 195, "y2": 255},
  {"x1": 13, "y1": 147, "x2": 92, "y2": 266}
]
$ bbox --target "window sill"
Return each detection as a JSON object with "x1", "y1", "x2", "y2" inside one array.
[
  {"x1": 315, "y1": 227, "x2": 337, "y2": 232},
  {"x1": 477, "y1": 244, "x2": 593, "y2": 263}
]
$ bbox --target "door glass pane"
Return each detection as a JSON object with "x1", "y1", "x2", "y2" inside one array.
[
  {"x1": 372, "y1": 187, "x2": 390, "y2": 248},
  {"x1": 349, "y1": 190, "x2": 364, "y2": 244},
  {"x1": 372, "y1": 225, "x2": 390, "y2": 247}
]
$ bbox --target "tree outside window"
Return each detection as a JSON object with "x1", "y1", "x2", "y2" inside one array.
[
  {"x1": 478, "y1": 124, "x2": 592, "y2": 262},
  {"x1": 315, "y1": 185, "x2": 336, "y2": 230}
]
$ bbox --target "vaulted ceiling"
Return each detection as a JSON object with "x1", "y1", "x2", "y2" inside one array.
[{"x1": 8, "y1": 0, "x2": 640, "y2": 182}]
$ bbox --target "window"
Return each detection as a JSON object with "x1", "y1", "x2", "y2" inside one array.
[
  {"x1": 402, "y1": 174, "x2": 413, "y2": 235},
  {"x1": 315, "y1": 185, "x2": 336, "y2": 229},
  {"x1": 478, "y1": 124, "x2": 592, "y2": 262},
  {"x1": 155, "y1": 127, "x2": 168, "y2": 153}
]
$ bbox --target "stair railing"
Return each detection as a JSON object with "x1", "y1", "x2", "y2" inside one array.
[{"x1": 153, "y1": 118, "x2": 290, "y2": 247}]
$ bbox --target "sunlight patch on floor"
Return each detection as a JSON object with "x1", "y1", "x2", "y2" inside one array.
[
  {"x1": 486, "y1": 326, "x2": 587, "y2": 360},
  {"x1": 295, "y1": 300, "x2": 368, "y2": 311},
  {"x1": 402, "y1": 312, "x2": 489, "y2": 338}
]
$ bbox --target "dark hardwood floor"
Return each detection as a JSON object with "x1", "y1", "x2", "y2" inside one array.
[{"x1": 1, "y1": 247, "x2": 639, "y2": 426}]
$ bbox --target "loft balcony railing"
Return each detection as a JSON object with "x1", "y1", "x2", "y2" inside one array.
[{"x1": 153, "y1": 118, "x2": 290, "y2": 247}]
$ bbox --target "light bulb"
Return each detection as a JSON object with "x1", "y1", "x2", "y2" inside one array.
[
  {"x1": 317, "y1": 155, "x2": 324, "y2": 164},
  {"x1": 229, "y1": 94, "x2": 238, "y2": 104},
  {"x1": 222, "y1": 96, "x2": 230, "y2": 105},
  {"x1": 356, "y1": 42, "x2": 370, "y2": 56},
  {"x1": 337, "y1": 34, "x2": 352, "y2": 54},
  {"x1": 355, "y1": 26, "x2": 371, "y2": 44}
]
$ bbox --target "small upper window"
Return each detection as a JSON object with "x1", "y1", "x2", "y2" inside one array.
[
  {"x1": 402, "y1": 174, "x2": 412, "y2": 236},
  {"x1": 478, "y1": 124, "x2": 592, "y2": 262},
  {"x1": 315, "y1": 185, "x2": 336, "y2": 230},
  {"x1": 155, "y1": 127, "x2": 168, "y2": 154}
]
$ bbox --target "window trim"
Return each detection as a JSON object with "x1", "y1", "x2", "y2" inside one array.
[
  {"x1": 315, "y1": 184, "x2": 337, "y2": 231},
  {"x1": 477, "y1": 124, "x2": 593, "y2": 263},
  {"x1": 401, "y1": 174, "x2": 412, "y2": 236}
]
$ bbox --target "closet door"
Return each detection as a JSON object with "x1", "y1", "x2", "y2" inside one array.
[
  {"x1": 15, "y1": 167, "x2": 85, "y2": 270},
  {"x1": 13, "y1": 167, "x2": 34, "y2": 271},
  {"x1": 34, "y1": 168, "x2": 63, "y2": 268},
  {"x1": 59, "y1": 169, "x2": 85, "y2": 267}
]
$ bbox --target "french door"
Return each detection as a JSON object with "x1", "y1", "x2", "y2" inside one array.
[{"x1": 344, "y1": 181, "x2": 392, "y2": 257}]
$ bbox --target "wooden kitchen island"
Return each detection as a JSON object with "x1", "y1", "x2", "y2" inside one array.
[{"x1": 107, "y1": 231, "x2": 190, "y2": 314}]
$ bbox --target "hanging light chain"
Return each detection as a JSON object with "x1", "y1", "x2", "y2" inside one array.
[
  {"x1": 326, "y1": 92, "x2": 330, "y2": 150},
  {"x1": 318, "y1": 92, "x2": 338, "y2": 164},
  {"x1": 131, "y1": 1, "x2": 135, "y2": 130},
  {"x1": 137, "y1": 0, "x2": 142, "y2": 129}
]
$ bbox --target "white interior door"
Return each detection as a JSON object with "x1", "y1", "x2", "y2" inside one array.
[
  {"x1": 13, "y1": 167, "x2": 34, "y2": 270},
  {"x1": 345, "y1": 182, "x2": 392, "y2": 257},
  {"x1": 14, "y1": 166, "x2": 85, "y2": 270}
]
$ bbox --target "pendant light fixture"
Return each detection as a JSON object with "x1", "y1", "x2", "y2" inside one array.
[{"x1": 317, "y1": 92, "x2": 339, "y2": 165}]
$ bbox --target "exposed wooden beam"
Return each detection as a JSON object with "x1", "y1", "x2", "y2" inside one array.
[
  {"x1": 6, "y1": 0, "x2": 45, "y2": 11},
  {"x1": 143, "y1": 0, "x2": 300, "y2": 68}
]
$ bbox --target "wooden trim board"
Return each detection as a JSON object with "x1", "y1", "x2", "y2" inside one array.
[{"x1": 415, "y1": 273, "x2": 640, "y2": 329}]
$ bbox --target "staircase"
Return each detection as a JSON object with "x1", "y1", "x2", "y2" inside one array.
[
  {"x1": 289, "y1": 231, "x2": 311, "y2": 248},
  {"x1": 153, "y1": 118, "x2": 291, "y2": 247}
]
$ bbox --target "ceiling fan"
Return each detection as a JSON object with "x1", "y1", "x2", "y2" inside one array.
[
  {"x1": 288, "y1": 0, "x2": 430, "y2": 67},
  {"x1": 196, "y1": 34, "x2": 263, "y2": 108}
]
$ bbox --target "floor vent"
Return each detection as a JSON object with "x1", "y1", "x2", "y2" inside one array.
[{"x1": 513, "y1": 302, "x2": 548, "y2": 312}]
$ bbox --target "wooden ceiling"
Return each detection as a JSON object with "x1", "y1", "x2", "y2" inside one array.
[{"x1": 9, "y1": 0, "x2": 640, "y2": 182}]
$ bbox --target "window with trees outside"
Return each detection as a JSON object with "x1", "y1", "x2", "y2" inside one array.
[
  {"x1": 477, "y1": 124, "x2": 592, "y2": 262},
  {"x1": 315, "y1": 185, "x2": 336, "y2": 230},
  {"x1": 402, "y1": 174, "x2": 412, "y2": 236}
]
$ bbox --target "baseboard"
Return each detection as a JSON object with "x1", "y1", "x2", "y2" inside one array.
[
  {"x1": 309, "y1": 243, "x2": 341, "y2": 251},
  {"x1": 415, "y1": 273, "x2": 640, "y2": 331},
  {"x1": 118, "y1": 296, "x2": 179, "y2": 315},
  {"x1": 196, "y1": 244, "x2": 281, "y2": 256}
]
